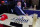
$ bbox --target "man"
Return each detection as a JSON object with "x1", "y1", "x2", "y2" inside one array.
[
  {"x1": 13, "y1": 0, "x2": 24, "y2": 7},
  {"x1": 14, "y1": 1, "x2": 27, "y2": 15}
]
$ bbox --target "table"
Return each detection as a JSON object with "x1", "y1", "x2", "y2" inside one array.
[
  {"x1": 0, "y1": 13, "x2": 33, "y2": 27},
  {"x1": 0, "y1": 13, "x2": 40, "y2": 27},
  {"x1": 24, "y1": 10, "x2": 40, "y2": 17}
]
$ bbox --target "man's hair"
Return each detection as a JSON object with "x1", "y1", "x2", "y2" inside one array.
[{"x1": 17, "y1": 1, "x2": 21, "y2": 3}]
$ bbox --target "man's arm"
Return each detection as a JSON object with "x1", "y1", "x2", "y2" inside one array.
[
  {"x1": 14, "y1": 7, "x2": 25, "y2": 15},
  {"x1": 18, "y1": 8, "x2": 25, "y2": 15}
]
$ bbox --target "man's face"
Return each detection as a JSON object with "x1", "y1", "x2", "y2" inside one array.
[{"x1": 17, "y1": 2, "x2": 21, "y2": 6}]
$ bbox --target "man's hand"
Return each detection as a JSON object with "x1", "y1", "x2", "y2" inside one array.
[{"x1": 25, "y1": 13, "x2": 28, "y2": 16}]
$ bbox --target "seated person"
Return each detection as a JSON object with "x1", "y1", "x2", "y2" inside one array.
[{"x1": 14, "y1": 1, "x2": 27, "y2": 15}]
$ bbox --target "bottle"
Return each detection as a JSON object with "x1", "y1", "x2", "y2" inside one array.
[
  {"x1": 34, "y1": 5, "x2": 36, "y2": 10},
  {"x1": 32, "y1": 14, "x2": 38, "y2": 27}
]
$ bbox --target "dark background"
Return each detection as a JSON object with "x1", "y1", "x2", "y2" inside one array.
[{"x1": 0, "y1": 0, "x2": 40, "y2": 14}]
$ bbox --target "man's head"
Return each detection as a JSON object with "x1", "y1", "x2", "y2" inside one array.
[{"x1": 17, "y1": 1, "x2": 21, "y2": 7}]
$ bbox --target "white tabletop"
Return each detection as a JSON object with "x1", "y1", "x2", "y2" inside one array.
[{"x1": 0, "y1": 13, "x2": 40, "y2": 27}]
